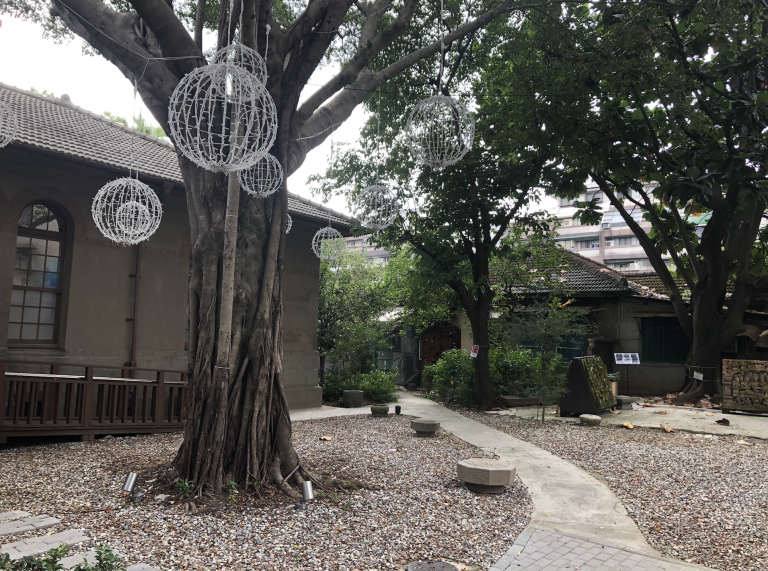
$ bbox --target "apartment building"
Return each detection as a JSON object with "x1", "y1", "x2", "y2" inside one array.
[
  {"x1": 345, "y1": 235, "x2": 391, "y2": 264},
  {"x1": 548, "y1": 185, "x2": 670, "y2": 272}
]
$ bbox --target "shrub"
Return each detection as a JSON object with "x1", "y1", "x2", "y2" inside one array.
[
  {"x1": 423, "y1": 349, "x2": 475, "y2": 406},
  {"x1": 490, "y1": 347, "x2": 538, "y2": 396},
  {"x1": 359, "y1": 370, "x2": 399, "y2": 403},
  {"x1": 321, "y1": 369, "x2": 355, "y2": 400}
]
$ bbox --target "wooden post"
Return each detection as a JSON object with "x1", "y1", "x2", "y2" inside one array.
[
  {"x1": 82, "y1": 366, "x2": 94, "y2": 430},
  {"x1": 155, "y1": 371, "x2": 165, "y2": 424}
]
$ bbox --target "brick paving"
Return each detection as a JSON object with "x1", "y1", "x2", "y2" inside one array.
[
  {"x1": 490, "y1": 528, "x2": 714, "y2": 571},
  {"x1": 0, "y1": 529, "x2": 90, "y2": 560}
]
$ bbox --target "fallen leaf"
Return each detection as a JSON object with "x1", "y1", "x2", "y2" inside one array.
[
  {"x1": 491, "y1": 407, "x2": 502, "y2": 411},
  {"x1": 610, "y1": 409, "x2": 621, "y2": 415},
  {"x1": 660, "y1": 423, "x2": 674, "y2": 433},
  {"x1": 641, "y1": 403, "x2": 654, "y2": 407},
  {"x1": 706, "y1": 413, "x2": 716, "y2": 416},
  {"x1": 654, "y1": 410, "x2": 668, "y2": 415},
  {"x1": 716, "y1": 418, "x2": 730, "y2": 426},
  {"x1": 622, "y1": 423, "x2": 634, "y2": 429},
  {"x1": 319, "y1": 436, "x2": 333, "y2": 441}
]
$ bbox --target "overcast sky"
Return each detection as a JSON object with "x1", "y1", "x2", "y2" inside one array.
[{"x1": 0, "y1": 15, "x2": 361, "y2": 215}]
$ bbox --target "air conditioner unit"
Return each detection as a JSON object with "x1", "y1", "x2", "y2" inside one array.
[
  {"x1": 602, "y1": 222, "x2": 610, "y2": 229},
  {"x1": 605, "y1": 240, "x2": 613, "y2": 247}
]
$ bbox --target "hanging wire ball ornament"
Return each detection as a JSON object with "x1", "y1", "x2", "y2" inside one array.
[
  {"x1": 92, "y1": 177, "x2": 163, "y2": 245},
  {"x1": 0, "y1": 101, "x2": 18, "y2": 148},
  {"x1": 168, "y1": 64, "x2": 278, "y2": 173},
  {"x1": 406, "y1": 95, "x2": 474, "y2": 168},
  {"x1": 355, "y1": 184, "x2": 397, "y2": 230},
  {"x1": 286, "y1": 213, "x2": 293, "y2": 234},
  {"x1": 238, "y1": 153, "x2": 283, "y2": 198},
  {"x1": 311, "y1": 226, "x2": 345, "y2": 262},
  {"x1": 212, "y1": 43, "x2": 267, "y2": 86}
]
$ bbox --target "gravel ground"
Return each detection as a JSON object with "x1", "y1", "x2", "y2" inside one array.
[
  {"x1": 459, "y1": 410, "x2": 768, "y2": 571},
  {"x1": 0, "y1": 416, "x2": 531, "y2": 570}
]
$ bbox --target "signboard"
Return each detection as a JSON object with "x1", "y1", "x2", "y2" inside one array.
[
  {"x1": 470, "y1": 345, "x2": 479, "y2": 359},
  {"x1": 614, "y1": 353, "x2": 640, "y2": 365},
  {"x1": 693, "y1": 371, "x2": 704, "y2": 381}
]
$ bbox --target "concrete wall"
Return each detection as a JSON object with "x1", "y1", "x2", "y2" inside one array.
[{"x1": 0, "y1": 149, "x2": 322, "y2": 409}]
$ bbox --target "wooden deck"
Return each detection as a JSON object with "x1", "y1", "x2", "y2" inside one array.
[{"x1": 0, "y1": 360, "x2": 187, "y2": 443}]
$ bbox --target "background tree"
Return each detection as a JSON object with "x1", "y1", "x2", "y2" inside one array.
[
  {"x1": 315, "y1": 7, "x2": 591, "y2": 409},
  {"x1": 552, "y1": 1, "x2": 768, "y2": 401},
  {"x1": 3, "y1": 0, "x2": 549, "y2": 494},
  {"x1": 318, "y1": 249, "x2": 390, "y2": 382}
]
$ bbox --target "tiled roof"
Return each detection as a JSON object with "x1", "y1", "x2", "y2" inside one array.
[
  {"x1": 0, "y1": 83, "x2": 349, "y2": 227},
  {"x1": 503, "y1": 251, "x2": 631, "y2": 296},
  {"x1": 627, "y1": 273, "x2": 688, "y2": 299}
]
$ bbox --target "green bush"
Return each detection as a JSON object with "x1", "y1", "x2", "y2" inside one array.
[
  {"x1": 321, "y1": 369, "x2": 355, "y2": 400},
  {"x1": 322, "y1": 369, "x2": 399, "y2": 402},
  {"x1": 424, "y1": 346, "x2": 569, "y2": 406},
  {"x1": 423, "y1": 349, "x2": 475, "y2": 406},
  {"x1": 359, "y1": 370, "x2": 399, "y2": 403},
  {"x1": 490, "y1": 346, "x2": 538, "y2": 396}
]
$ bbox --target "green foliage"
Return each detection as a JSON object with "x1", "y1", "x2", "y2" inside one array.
[
  {"x1": 174, "y1": 478, "x2": 192, "y2": 498},
  {"x1": 101, "y1": 112, "x2": 166, "y2": 139},
  {"x1": 318, "y1": 250, "x2": 391, "y2": 372},
  {"x1": 326, "y1": 322, "x2": 390, "y2": 377},
  {"x1": 321, "y1": 369, "x2": 399, "y2": 403},
  {"x1": 227, "y1": 480, "x2": 237, "y2": 502},
  {"x1": 0, "y1": 545, "x2": 69, "y2": 571},
  {"x1": 423, "y1": 349, "x2": 476, "y2": 406},
  {"x1": 490, "y1": 346, "x2": 537, "y2": 397},
  {"x1": 580, "y1": 357, "x2": 616, "y2": 411},
  {"x1": 382, "y1": 248, "x2": 456, "y2": 335},
  {"x1": 358, "y1": 370, "x2": 399, "y2": 403},
  {"x1": 0, "y1": 545, "x2": 124, "y2": 571}
]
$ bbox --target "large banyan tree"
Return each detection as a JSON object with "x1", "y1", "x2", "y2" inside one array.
[{"x1": 2, "y1": 0, "x2": 545, "y2": 494}]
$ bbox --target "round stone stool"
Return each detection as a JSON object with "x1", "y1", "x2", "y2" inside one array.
[
  {"x1": 410, "y1": 418, "x2": 440, "y2": 437},
  {"x1": 579, "y1": 414, "x2": 602, "y2": 427},
  {"x1": 371, "y1": 404, "x2": 389, "y2": 417},
  {"x1": 457, "y1": 458, "x2": 516, "y2": 494}
]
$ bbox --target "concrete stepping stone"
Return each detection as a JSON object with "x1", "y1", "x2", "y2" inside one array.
[
  {"x1": 457, "y1": 458, "x2": 516, "y2": 494},
  {"x1": 61, "y1": 550, "x2": 159, "y2": 571},
  {"x1": 0, "y1": 515, "x2": 60, "y2": 537},
  {"x1": 0, "y1": 529, "x2": 90, "y2": 560},
  {"x1": 411, "y1": 418, "x2": 440, "y2": 436},
  {"x1": 61, "y1": 549, "x2": 98, "y2": 569},
  {"x1": 0, "y1": 512, "x2": 30, "y2": 523}
]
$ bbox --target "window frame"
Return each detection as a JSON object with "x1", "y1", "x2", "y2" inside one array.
[{"x1": 8, "y1": 203, "x2": 67, "y2": 346}]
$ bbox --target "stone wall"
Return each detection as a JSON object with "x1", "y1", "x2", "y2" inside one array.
[{"x1": 723, "y1": 359, "x2": 768, "y2": 412}]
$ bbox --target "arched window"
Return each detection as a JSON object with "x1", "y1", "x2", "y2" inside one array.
[{"x1": 8, "y1": 202, "x2": 66, "y2": 344}]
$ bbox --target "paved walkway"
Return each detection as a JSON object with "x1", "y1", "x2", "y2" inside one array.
[
  {"x1": 292, "y1": 392, "x2": 717, "y2": 571},
  {"x1": 491, "y1": 528, "x2": 710, "y2": 571},
  {"x1": 506, "y1": 403, "x2": 768, "y2": 440}
]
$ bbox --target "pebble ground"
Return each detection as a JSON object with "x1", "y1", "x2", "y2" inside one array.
[
  {"x1": 0, "y1": 415, "x2": 531, "y2": 570},
  {"x1": 460, "y1": 410, "x2": 768, "y2": 571}
]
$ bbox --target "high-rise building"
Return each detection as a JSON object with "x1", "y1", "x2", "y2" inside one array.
[{"x1": 547, "y1": 185, "x2": 670, "y2": 272}]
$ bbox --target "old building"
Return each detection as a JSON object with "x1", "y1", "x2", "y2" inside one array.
[{"x1": 0, "y1": 83, "x2": 348, "y2": 429}]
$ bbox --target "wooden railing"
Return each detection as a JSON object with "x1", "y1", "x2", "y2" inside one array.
[{"x1": 0, "y1": 360, "x2": 188, "y2": 442}]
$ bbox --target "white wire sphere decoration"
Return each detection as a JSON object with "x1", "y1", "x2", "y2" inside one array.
[
  {"x1": 91, "y1": 177, "x2": 163, "y2": 246},
  {"x1": 238, "y1": 153, "x2": 283, "y2": 198},
  {"x1": 406, "y1": 95, "x2": 475, "y2": 168},
  {"x1": 355, "y1": 184, "x2": 397, "y2": 230},
  {"x1": 311, "y1": 226, "x2": 345, "y2": 262},
  {"x1": 286, "y1": 214, "x2": 293, "y2": 234},
  {"x1": 168, "y1": 63, "x2": 278, "y2": 173},
  {"x1": 0, "y1": 101, "x2": 18, "y2": 148},
  {"x1": 212, "y1": 44, "x2": 267, "y2": 86}
]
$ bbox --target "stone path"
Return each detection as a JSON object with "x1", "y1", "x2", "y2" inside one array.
[
  {"x1": 490, "y1": 528, "x2": 711, "y2": 571},
  {"x1": 0, "y1": 511, "x2": 157, "y2": 570},
  {"x1": 291, "y1": 392, "x2": 718, "y2": 571}
]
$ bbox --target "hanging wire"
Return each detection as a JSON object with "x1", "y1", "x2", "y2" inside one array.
[{"x1": 437, "y1": 0, "x2": 445, "y2": 94}]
